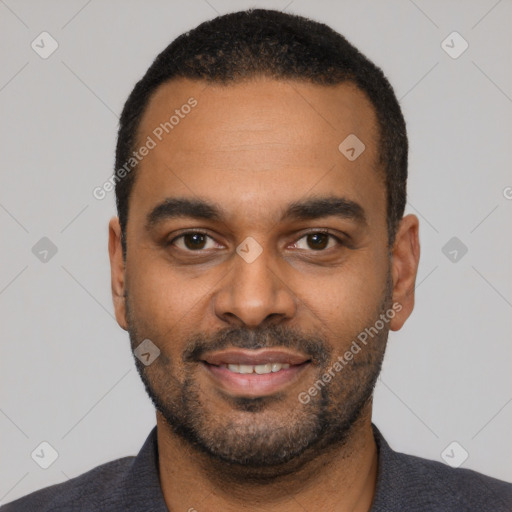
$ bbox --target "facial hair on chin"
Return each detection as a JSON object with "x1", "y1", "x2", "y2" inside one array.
[{"x1": 125, "y1": 272, "x2": 392, "y2": 473}]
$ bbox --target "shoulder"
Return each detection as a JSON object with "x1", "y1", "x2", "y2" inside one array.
[
  {"x1": 393, "y1": 449, "x2": 512, "y2": 511},
  {"x1": 0, "y1": 456, "x2": 135, "y2": 512},
  {"x1": 372, "y1": 426, "x2": 512, "y2": 512}
]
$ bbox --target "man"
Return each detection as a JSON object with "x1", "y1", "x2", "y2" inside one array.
[{"x1": 3, "y1": 8, "x2": 511, "y2": 512}]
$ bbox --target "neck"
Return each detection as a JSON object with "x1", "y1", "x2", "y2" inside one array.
[{"x1": 156, "y1": 404, "x2": 379, "y2": 512}]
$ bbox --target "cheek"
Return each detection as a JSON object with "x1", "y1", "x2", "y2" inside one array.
[
  {"x1": 298, "y1": 250, "x2": 387, "y2": 337},
  {"x1": 125, "y1": 253, "x2": 180, "y2": 332},
  {"x1": 126, "y1": 250, "x2": 217, "y2": 341}
]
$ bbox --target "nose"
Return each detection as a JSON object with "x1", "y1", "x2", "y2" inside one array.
[{"x1": 213, "y1": 245, "x2": 297, "y2": 328}]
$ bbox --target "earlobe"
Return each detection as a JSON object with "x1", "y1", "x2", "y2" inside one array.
[
  {"x1": 108, "y1": 217, "x2": 128, "y2": 331},
  {"x1": 389, "y1": 214, "x2": 420, "y2": 331}
]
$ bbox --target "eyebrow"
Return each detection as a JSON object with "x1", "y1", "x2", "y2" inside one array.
[{"x1": 145, "y1": 195, "x2": 367, "y2": 230}]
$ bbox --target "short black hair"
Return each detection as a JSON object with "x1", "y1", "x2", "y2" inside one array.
[{"x1": 115, "y1": 8, "x2": 407, "y2": 256}]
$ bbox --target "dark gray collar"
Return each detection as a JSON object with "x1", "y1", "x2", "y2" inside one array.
[{"x1": 117, "y1": 426, "x2": 169, "y2": 511}]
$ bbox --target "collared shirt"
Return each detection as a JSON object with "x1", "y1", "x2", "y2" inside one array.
[{"x1": 2, "y1": 424, "x2": 511, "y2": 511}]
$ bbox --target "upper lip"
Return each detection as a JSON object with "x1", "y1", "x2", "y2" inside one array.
[{"x1": 202, "y1": 348, "x2": 311, "y2": 366}]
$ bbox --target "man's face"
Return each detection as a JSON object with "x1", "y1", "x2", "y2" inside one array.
[{"x1": 112, "y1": 78, "x2": 406, "y2": 469}]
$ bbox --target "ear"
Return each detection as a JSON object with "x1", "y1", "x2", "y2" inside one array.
[
  {"x1": 108, "y1": 217, "x2": 128, "y2": 331},
  {"x1": 389, "y1": 214, "x2": 420, "y2": 331}
]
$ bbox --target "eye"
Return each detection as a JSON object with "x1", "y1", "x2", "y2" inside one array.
[
  {"x1": 170, "y1": 231, "x2": 220, "y2": 251},
  {"x1": 292, "y1": 231, "x2": 342, "y2": 251}
]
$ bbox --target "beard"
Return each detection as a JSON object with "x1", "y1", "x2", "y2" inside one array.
[{"x1": 126, "y1": 273, "x2": 392, "y2": 474}]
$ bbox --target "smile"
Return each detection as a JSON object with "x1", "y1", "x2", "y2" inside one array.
[
  {"x1": 218, "y1": 362, "x2": 290, "y2": 374},
  {"x1": 200, "y1": 348, "x2": 312, "y2": 397}
]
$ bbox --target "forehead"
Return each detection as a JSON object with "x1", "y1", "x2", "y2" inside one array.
[{"x1": 130, "y1": 77, "x2": 383, "y2": 229}]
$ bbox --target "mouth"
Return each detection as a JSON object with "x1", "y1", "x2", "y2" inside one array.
[{"x1": 200, "y1": 348, "x2": 312, "y2": 397}]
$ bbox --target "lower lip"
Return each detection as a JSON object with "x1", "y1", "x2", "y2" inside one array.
[{"x1": 202, "y1": 362, "x2": 310, "y2": 397}]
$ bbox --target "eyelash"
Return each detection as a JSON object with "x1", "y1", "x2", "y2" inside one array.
[{"x1": 168, "y1": 229, "x2": 346, "y2": 253}]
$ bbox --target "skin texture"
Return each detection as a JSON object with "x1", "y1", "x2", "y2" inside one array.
[{"x1": 108, "y1": 77, "x2": 420, "y2": 512}]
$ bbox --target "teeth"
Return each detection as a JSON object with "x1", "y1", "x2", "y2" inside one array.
[
  {"x1": 255, "y1": 363, "x2": 273, "y2": 374},
  {"x1": 223, "y1": 363, "x2": 290, "y2": 374}
]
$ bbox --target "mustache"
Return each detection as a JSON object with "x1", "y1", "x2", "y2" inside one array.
[{"x1": 183, "y1": 324, "x2": 331, "y2": 366}]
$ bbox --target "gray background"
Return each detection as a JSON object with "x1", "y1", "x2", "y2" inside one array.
[{"x1": 1, "y1": 0, "x2": 511, "y2": 505}]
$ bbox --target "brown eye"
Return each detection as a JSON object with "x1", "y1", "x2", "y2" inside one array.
[
  {"x1": 292, "y1": 231, "x2": 341, "y2": 251},
  {"x1": 306, "y1": 233, "x2": 329, "y2": 250},
  {"x1": 183, "y1": 233, "x2": 207, "y2": 250},
  {"x1": 171, "y1": 232, "x2": 218, "y2": 251}
]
